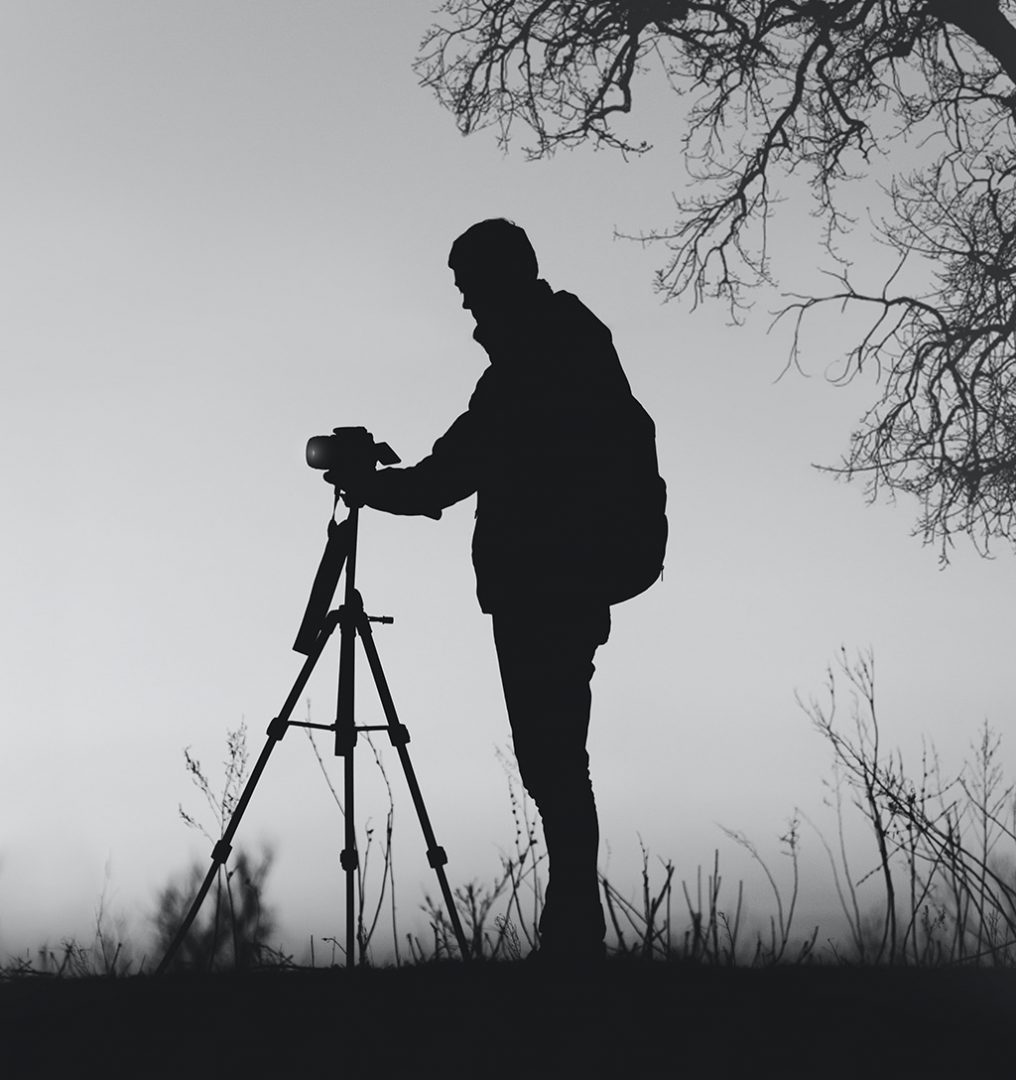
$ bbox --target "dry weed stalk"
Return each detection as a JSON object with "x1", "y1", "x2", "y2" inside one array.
[
  {"x1": 801, "y1": 647, "x2": 1016, "y2": 966},
  {"x1": 303, "y1": 699, "x2": 397, "y2": 966},
  {"x1": 157, "y1": 721, "x2": 277, "y2": 972}
]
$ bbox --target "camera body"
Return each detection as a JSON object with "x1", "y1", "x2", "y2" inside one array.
[{"x1": 305, "y1": 427, "x2": 400, "y2": 486}]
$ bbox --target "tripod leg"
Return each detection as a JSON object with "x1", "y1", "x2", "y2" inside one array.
[
  {"x1": 355, "y1": 605, "x2": 471, "y2": 962},
  {"x1": 155, "y1": 610, "x2": 341, "y2": 975},
  {"x1": 335, "y1": 570, "x2": 359, "y2": 964}
]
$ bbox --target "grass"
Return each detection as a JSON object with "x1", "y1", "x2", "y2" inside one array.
[
  {"x1": 4, "y1": 649, "x2": 1016, "y2": 1074},
  {"x1": 382, "y1": 649, "x2": 1016, "y2": 970},
  {"x1": 800, "y1": 647, "x2": 1016, "y2": 966},
  {"x1": 4, "y1": 648, "x2": 1016, "y2": 979}
]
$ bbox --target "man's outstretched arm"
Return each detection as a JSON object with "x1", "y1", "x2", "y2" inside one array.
[{"x1": 357, "y1": 409, "x2": 480, "y2": 519}]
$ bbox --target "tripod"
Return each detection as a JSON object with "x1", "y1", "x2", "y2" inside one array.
[{"x1": 156, "y1": 494, "x2": 470, "y2": 973}]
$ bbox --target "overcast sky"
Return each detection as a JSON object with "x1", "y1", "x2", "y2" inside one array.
[{"x1": 3, "y1": 1, "x2": 1014, "y2": 963}]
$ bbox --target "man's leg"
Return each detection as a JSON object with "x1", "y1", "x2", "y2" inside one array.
[{"x1": 492, "y1": 606, "x2": 610, "y2": 957}]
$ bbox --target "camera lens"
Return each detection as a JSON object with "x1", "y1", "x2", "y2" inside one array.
[{"x1": 306, "y1": 436, "x2": 333, "y2": 470}]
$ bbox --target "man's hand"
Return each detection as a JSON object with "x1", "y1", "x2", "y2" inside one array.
[{"x1": 323, "y1": 469, "x2": 368, "y2": 507}]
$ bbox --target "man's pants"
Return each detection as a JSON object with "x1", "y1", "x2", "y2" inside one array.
[{"x1": 492, "y1": 606, "x2": 611, "y2": 954}]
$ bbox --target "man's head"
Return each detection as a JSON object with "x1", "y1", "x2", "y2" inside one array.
[{"x1": 448, "y1": 218, "x2": 539, "y2": 325}]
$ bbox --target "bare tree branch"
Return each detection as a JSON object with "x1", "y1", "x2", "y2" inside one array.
[{"x1": 416, "y1": 1, "x2": 1016, "y2": 556}]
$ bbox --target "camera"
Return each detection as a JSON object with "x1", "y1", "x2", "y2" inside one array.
[{"x1": 305, "y1": 426, "x2": 400, "y2": 484}]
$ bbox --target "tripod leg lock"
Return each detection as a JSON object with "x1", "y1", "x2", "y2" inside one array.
[
  {"x1": 266, "y1": 716, "x2": 288, "y2": 742},
  {"x1": 388, "y1": 723, "x2": 410, "y2": 747},
  {"x1": 211, "y1": 839, "x2": 232, "y2": 865},
  {"x1": 426, "y1": 846, "x2": 448, "y2": 869},
  {"x1": 340, "y1": 848, "x2": 359, "y2": 872}
]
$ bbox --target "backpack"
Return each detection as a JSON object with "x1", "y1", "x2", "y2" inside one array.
[{"x1": 599, "y1": 398, "x2": 668, "y2": 606}]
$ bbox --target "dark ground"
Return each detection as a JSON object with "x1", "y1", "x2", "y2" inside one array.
[{"x1": 2, "y1": 961, "x2": 1013, "y2": 1077}]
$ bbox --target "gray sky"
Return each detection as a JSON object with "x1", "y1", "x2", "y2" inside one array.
[{"x1": 3, "y1": 1, "x2": 1013, "y2": 961}]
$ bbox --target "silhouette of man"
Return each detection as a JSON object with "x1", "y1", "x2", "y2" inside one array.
[{"x1": 350, "y1": 219, "x2": 659, "y2": 962}]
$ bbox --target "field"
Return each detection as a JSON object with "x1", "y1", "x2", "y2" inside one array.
[
  {"x1": 6, "y1": 659, "x2": 1015, "y2": 1077},
  {"x1": 3, "y1": 960, "x2": 1014, "y2": 1077}
]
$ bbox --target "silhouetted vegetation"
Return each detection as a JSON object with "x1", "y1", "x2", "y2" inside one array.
[
  {"x1": 152, "y1": 847, "x2": 276, "y2": 973},
  {"x1": 152, "y1": 723, "x2": 277, "y2": 972},
  {"x1": 417, "y1": 2, "x2": 1016, "y2": 557},
  {"x1": 4, "y1": 651, "x2": 1014, "y2": 977},
  {"x1": 2, "y1": 876, "x2": 136, "y2": 978},
  {"x1": 350, "y1": 647, "x2": 1016, "y2": 968},
  {"x1": 800, "y1": 646, "x2": 1016, "y2": 965}
]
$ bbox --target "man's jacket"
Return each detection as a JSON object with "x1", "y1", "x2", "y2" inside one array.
[{"x1": 363, "y1": 280, "x2": 666, "y2": 612}]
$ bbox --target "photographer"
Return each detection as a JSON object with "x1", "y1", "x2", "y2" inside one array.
[{"x1": 346, "y1": 219, "x2": 666, "y2": 963}]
